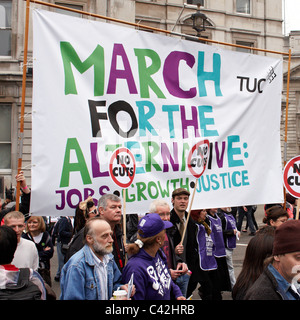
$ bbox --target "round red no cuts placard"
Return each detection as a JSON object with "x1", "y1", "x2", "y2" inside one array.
[{"x1": 109, "y1": 147, "x2": 136, "y2": 188}]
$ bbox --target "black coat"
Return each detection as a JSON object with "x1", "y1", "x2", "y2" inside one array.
[
  {"x1": 23, "y1": 231, "x2": 54, "y2": 270},
  {"x1": 169, "y1": 208, "x2": 198, "y2": 271},
  {"x1": 64, "y1": 227, "x2": 85, "y2": 263},
  {"x1": 0, "y1": 192, "x2": 31, "y2": 223},
  {"x1": 52, "y1": 217, "x2": 73, "y2": 244},
  {"x1": 165, "y1": 226, "x2": 183, "y2": 270}
]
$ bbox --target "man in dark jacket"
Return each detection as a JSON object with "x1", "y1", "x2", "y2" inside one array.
[
  {"x1": 245, "y1": 219, "x2": 300, "y2": 300},
  {"x1": 169, "y1": 188, "x2": 198, "y2": 297},
  {"x1": 52, "y1": 216, "x2": 73, "y2": 281},
  {"x1": 98, "y1": 194, "x2": 125, "y2": 272}
]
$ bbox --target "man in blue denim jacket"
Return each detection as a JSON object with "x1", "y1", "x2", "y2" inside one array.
[{"x1": 60, "y1": 218, "x2": 132, "y2": 300}]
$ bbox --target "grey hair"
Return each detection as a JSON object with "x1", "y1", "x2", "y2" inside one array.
[
  {"x1": 98, "y1": 194, "x2": 121, "y2": 210},
  {"x1": 149, "y1": 199, "x2": 170, "y2": 213},
  {"x1": 83, "y1": 217, "x2": 110, "y2": 244}
]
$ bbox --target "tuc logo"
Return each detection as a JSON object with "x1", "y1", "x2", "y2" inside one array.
[{"x1": 283, "y1": 155, "x2": 300, "y2": 198}]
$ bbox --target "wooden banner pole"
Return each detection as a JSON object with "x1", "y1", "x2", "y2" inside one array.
[
  {"x1": 122, "y1": 188, "x2": 128, "y2": 265},
  {"x1": 122, "y1": 188, "x2": 126, "y2": 246},
  {"x1": 296, "y1": 199, "x2": 300, "y2": 220},
  {"x1": 180, "y1": 179, "x2": 198, "y2": 245},
  {"x1": 15, "y1": 0, "x2": 31, "y2": 211}
]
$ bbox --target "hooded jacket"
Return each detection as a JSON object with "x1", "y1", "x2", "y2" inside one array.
[{"x1": 122, "y1": 248, "x2": 182, "y2": 300}]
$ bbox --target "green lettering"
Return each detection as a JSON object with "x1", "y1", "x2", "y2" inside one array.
[
  {"x1": 179, "y1": 178, "x2": 190, "y2": 190},
  {"x1": 134, "y1": 49, "x2": 166, "y2": 99},
  {"x1": 125, "y1": 187, "x2": 135, "y2": 202},
  {"x1": 136, "y1": 182, "x2": 147, "y2": 201},
  {"x1": 141, "y1": 141, "x2": 162, "y2": 172},
  {"x1": 181, "y1": 143, "x2": 191, "y2": 171},
  {"x1": 60, "y1": 138, "x2": 92, "y2": 187},
  {"x1": 148, "y1": 181, "x2": 159, "y2": 199},
  {"x1": 157, "y1": 180, "x2": 170, "y2": 197},
  {"x1": 60, "y1": 42, "x2": 105, "y2": 96}
]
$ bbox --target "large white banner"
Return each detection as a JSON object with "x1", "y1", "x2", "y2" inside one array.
[{"x1": 31, "y1": 9, "x2": 283, "y2": 216}]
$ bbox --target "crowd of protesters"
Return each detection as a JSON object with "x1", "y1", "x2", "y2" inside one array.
[{"x1": 0, "y1": 171, "x2": 300, "y2": 300}]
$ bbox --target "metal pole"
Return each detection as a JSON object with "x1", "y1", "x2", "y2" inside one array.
[
  {"x1": 283, "y1": 49, "x2": 292, "y2": 209},
  {"x1": 28, "y1": 0, "x2": 290, "y2": 56},
  {"x1": 284, "y1": 49, "x2": 292, "y2": 167},
  {"x1": 21, "y1": 0, "x2": 291, "y2": 214}
]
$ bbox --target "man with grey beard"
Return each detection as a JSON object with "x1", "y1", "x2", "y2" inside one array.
[{"x1": 60, "y1": 218, "x2": 134, "y2": 300}]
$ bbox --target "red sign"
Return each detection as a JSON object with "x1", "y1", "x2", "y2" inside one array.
[
  {"x1": 283, "y1": 155, "x2": 300, "y2": 198},
  {"x1": 187, "y1": 139, "x2": 210, "y2": 178},
  {"x1": 109, "y1": 147, "x2": 136, "y2": 188}
]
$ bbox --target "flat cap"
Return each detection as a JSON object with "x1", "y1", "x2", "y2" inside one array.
[{"x1": 172, "y1": 188, "x2": 190, "y2": 198}]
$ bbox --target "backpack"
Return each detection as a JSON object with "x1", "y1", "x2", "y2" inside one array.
[{"x1": 0, "y1": 268, "x2": 42, "y2": 300}]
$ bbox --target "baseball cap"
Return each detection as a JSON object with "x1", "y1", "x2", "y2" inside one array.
[{"x1": 138, "y1": 213, "x2": 173, "y2": 238}]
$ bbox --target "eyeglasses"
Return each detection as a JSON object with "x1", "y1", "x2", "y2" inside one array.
[{"x1": 158, "y1": 212, "x2": 170, "y2": 217}]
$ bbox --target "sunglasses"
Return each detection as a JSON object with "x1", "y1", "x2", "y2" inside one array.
[{"x1": 88, "y1": 209, "x2": 98, "y2": 215}]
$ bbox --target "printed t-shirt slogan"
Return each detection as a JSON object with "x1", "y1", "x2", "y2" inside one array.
[{"x1": 31, "y1": 9, "x2": 283, "y2": 216}]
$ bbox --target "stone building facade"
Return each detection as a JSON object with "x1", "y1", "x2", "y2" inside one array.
[
  {"x1": 282, "y1": 31, "x2": 300, "y2": 162},
  {"x1": 0, "y1": 0, "x2": 288, "y2": 198}
]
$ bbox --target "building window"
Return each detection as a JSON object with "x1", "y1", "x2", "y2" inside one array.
[
  {"x1": 55, "y1": 3, "x2": 83, "y2": 18},
  {"x1": 236, "y1": 0, "x2": 250, "y2": 14},
  {"x1": 0, "y1": 105, "x2": 11, "y2": 170},
  {"x1": 236, "y1": 41, "x2": 253, "y2": 53},
  {"x1": 0, "y1": 0, "x2": 12, "y2": 56},
  {"x1": 187, "y1": 0, "x2": 204, "y2": 6}
]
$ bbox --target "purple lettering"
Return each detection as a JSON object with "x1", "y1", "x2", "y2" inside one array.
[
  {"x1": 163, "y1": 51, "x2": 196, "y2": 98},
  {"x1": 56, "y1": 190, "x2": 65, "y2": 210},
  {"x1": 107, "y1": 43, "x2": 138, "y2": 94},
  {"x1": 90, "y1": 143, "x2": 109, "y2": 177},
  {"x1": 83, "y1": 188, "x2": 98, "y2": 206},
  {"x1": 99, "y1": 185, "x2": 110, "y2": 195},
  {"x1": 66, "y1": 189, "x2": 82, "y2": 209},
  {"x1": 180, "y1": 105, "x2": 200, "y2": 139},
  {"x1": 161, "y1": 142, "x2": 179, "y2": 172},
  {"x1": 215, "y1": 141, "x2": 226, "y2": 168}
]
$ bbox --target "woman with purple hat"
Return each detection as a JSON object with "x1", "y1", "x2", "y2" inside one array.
[{"x1": 122, "y1": 213, "x2": 186, "y2": 300}]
